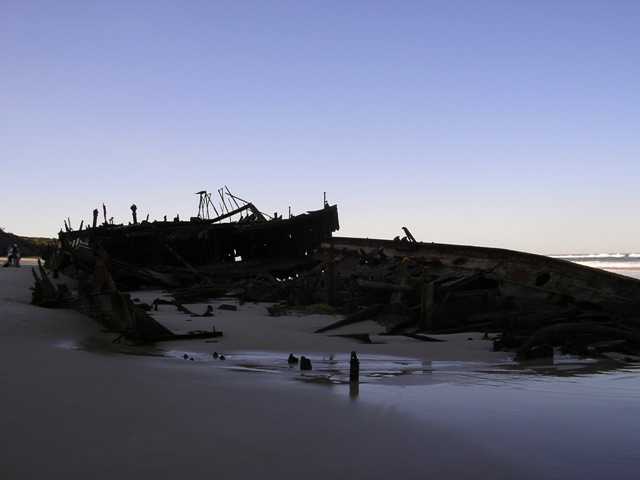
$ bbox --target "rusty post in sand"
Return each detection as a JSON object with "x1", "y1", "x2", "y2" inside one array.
[
  {"x1": 350, "y1": 351, "x2": 359, "y2": 383},
  {"x1": 131, "y1": 204, "x2": 138, "y2": 225},
  {"x1": 300, "y1": 356, "x2": 312, "y2": 370}
]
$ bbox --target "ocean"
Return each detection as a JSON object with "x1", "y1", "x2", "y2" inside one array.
[{"x1": 552, "y1": 252, "x2": 640, "y2": 280}]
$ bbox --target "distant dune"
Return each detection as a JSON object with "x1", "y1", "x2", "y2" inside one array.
[{"x1": 0, "y1": 229, "x2": 56, "y2": 257}]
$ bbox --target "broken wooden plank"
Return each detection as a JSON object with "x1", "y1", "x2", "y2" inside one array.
[{"x1": 315, "y1": 304, "x2": 386, "y2": 333}]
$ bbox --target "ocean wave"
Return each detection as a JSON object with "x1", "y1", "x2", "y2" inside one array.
[
  {"x1": 551, "y1": 253, "x2": 636, "y2": 260},
  {"x1": 549, "y1": 253, "x2": 640, "y2": 279},
  {"x1": 568, "y1": 261, "x2": 640, "y2": 271}
]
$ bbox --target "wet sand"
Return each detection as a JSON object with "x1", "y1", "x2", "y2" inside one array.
[{"x1": 0, "y1": 259, "x2": 560, "y2": 479}]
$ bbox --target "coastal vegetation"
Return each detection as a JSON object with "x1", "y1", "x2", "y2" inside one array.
[{"x1": 0, "y1": 228, "x2": 56, "y2": 257}]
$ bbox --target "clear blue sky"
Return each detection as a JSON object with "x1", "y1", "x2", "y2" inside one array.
[{"x1": 1, "y1": 0, "x2": 638, "y2": 254}]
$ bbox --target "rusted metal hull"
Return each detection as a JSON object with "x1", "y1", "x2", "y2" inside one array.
[
  {"x1": 53, "y1": 204, "x2": 340, "y2": 288},
  {"x1": 320, "y1": 237, "x2": 640, "y2": 359},
  {"x1": 325, "y1": 236, "x2": 640, "y2": 316}
]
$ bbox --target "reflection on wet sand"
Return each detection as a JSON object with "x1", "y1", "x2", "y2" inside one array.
[{"x1": 69, "y1": 338, "x2": 637, "y2": 384}]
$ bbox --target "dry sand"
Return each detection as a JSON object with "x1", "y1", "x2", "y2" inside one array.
[{"x1": 1, "y1": 259, "x2": 539, "y2": 480}]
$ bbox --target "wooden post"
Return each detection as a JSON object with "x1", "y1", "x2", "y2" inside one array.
[
  {"x1": 419, "y1": 281, "x2": 435, "y2": 332},
  {"x1": 391, "y1": 256, "x2": 410, "y2": 303},
  {"x1": 349, "y1": 351, "x2": 359, "y2": 382},
  {"x1": 326, "y1": 239, "x2": 335, "y2": 306}
]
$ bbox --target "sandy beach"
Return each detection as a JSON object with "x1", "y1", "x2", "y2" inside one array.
[{"x1": 0, "y1": 259, "x2": 588, "y2": 479}]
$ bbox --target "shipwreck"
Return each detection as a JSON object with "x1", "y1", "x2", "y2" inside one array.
[
  {"x1": 32, "y1": 189, "x2": 640, "y2": 361},
  {"x1": 51, "y1": 189, "x2": 340, "y2": 289}
]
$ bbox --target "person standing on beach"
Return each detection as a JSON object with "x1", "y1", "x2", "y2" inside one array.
[{"x1": 7, "y1": 243, "x2": 20, "y2": 267}]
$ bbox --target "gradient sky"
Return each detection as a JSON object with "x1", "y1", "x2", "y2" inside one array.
[{"x1": 1, "y1": 0, "x2": 639, "y2": 255}]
